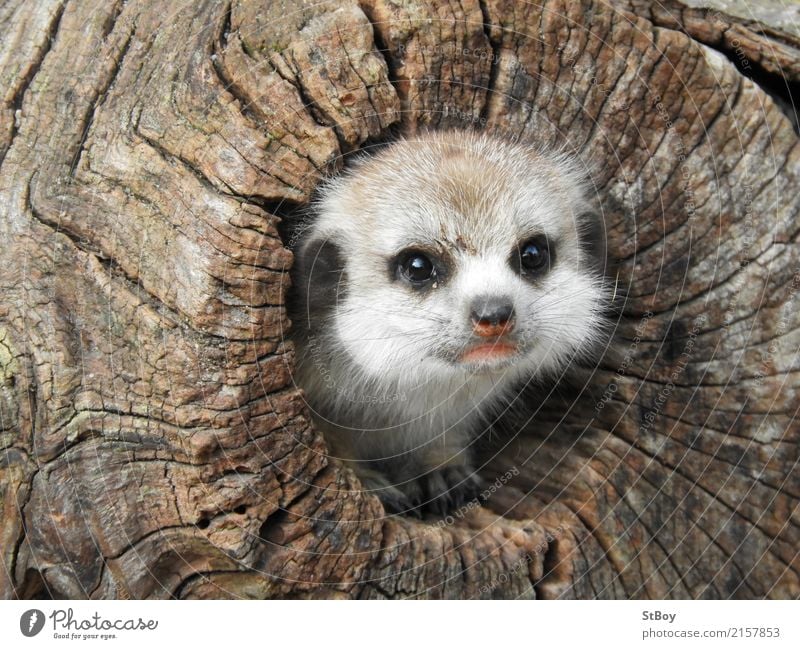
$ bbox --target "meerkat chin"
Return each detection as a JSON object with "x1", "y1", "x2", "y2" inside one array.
[{"x1": 289, "y1": 130, "x2": 610, "y2": 516}]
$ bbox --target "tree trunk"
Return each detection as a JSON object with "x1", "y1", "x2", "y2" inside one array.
[{"x1": 1, "y1": 0, "x2": 798, "y2": 599}]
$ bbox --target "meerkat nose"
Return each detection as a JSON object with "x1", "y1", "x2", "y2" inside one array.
[{"x1": 470, "y1": 296, "x2": 515, "y2": 337}]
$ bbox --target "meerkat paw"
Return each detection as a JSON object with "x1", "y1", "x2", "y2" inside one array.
[
  {"x1": 358, "y1": 470, "x2": 423, "y2": 517},
  {"x1": 420, "y1": 465, "x2": 485, "y2": 516},
  {"x1": 352, "y1": 461, "x2": 484, "y2": 517}
]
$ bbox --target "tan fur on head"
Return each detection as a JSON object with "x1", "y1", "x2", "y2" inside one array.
[{"x1": 290, "y1": 130, "x2": 611, "y2": 515}]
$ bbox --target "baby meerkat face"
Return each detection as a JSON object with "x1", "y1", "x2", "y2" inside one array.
[{"x1": 295, "y1": 131, "x2": 609, "y2": 387}]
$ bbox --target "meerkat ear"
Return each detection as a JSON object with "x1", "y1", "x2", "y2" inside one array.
[
  {"x1": 577, "y1": 209, "x2": 608, "y2": 274},
  {"x1": 295, "y1": 236, "x2": 347, "y2": 317}
]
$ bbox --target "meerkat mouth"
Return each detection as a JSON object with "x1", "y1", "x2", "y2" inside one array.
[{"x1": 459, "y1": 341, "x2": 518, "y2": 364}]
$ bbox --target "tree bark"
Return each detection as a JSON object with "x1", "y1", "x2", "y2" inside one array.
[{"x1": 1, "y1": 0, "x2": 798, "y2": 599}]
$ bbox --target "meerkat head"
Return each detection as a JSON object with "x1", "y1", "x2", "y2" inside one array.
[{"x1": 294, "y1": 131, "x2": 610, "y2": 396}]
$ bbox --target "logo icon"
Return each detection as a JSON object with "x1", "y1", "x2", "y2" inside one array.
[{"x1": 20, "y1": 609, "x2": 45, "y2": 637}]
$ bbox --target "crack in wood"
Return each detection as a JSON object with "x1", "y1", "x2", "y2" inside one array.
[{"x1": 0, "y1": 0, "x2": 66, "y2": 169}]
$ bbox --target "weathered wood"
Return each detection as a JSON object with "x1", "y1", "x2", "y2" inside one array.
[{"x1": 1, "y1": 0, "x2": 798, "y2": 599}]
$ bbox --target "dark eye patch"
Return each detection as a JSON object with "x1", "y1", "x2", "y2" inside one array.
[{"x1": 576, "y1": 209, "x2": 608, "y2": 275}]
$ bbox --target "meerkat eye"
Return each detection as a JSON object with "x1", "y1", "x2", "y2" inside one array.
[
  {"x1": 398, "y1": 250, "x2": 436, "y2": 285},
  {"x1": 516, "y1": 236, "x2": 552, "y2": 276}
]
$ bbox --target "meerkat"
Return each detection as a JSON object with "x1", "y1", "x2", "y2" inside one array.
[{"x1": 288, "y1": 130, "x2": 610, "y2": 515}]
